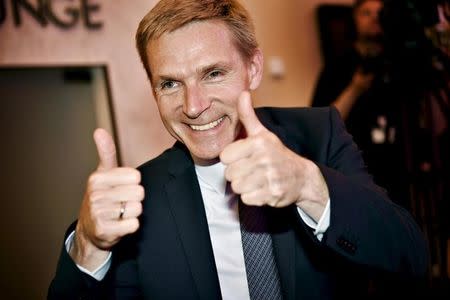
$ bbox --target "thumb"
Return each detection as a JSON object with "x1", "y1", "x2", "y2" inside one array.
[
  {"x1": 237, "y1": 91, "x2": 265, "y2": 136},
  {"x1": 93, "y1": 128, "x2": 118, "y2": 171}
]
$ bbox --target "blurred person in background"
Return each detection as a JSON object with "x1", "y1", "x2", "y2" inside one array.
[
  {"x1": 311, "y1": 0, "x2": 409, "y2": 210},
  {"x1": 314, "y1": 0, "x2": 450, "y2": 290}
]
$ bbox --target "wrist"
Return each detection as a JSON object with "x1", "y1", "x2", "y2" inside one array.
[
  {"x1": 347, "y1": 82, "x2": 366, "y2": 97},
  {"x1": 70, "y1": 228, "x2": 110, "y2": 271},
  {"x1": 295, "y1": 160, "x2": 329, "y2": 222}
]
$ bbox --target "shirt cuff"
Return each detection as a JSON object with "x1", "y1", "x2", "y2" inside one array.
[
  {"x1": 65, "y1": 230, "x2": 112, "y2": 281},
  {"x1": 296, "y1": 198, "x2": 330, "y2": 241}
]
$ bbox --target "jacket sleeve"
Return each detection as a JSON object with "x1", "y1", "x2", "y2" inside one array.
[
  {"x1": 317, "y1": 107, "x2": 429, "y2": 278},
  {"x1": 47, "y1": 222, "x2": 110, "y2": 300}
]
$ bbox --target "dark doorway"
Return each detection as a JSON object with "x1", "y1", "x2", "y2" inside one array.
[{"x1": 0, "y1": 66, "x2": 116, "y2": 299}]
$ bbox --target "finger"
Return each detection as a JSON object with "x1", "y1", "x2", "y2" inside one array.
[
  {"x1": 241, "y1": 187, "x2": 291, "y2": 208},
  {"x1": 94, "y1": 128, "x2": 118, "y2": 171},
  {"x1": 112, "y1": 201, "x2": 143, "y2": 220},
  {"x1": 230, "y1": 171, "x2": 265, "y2": 196},
  {"x1": 224, "y1": 157, "x2": 256, "y2": 182},
  {"x1": 240, "y1": 188, "x2": 268, "y2": 207},
  {"x1": 111, "y1": 218, "x2": 140, "y2": 236},
  {"x1": 238, "y1": 91, "x2": 266, "y2": 136},
  {"x1": 88, "y1": 184, "x2": 145, "y2": 203},
  {"x1": 98, "y1": 218, "x2": 140, "y2": 242},
  {"x1": 220, "y1": 138, "x2": 255, "y2": 164},
  {"x1": 88, "y1": 168, "x2": 141, "y2": 189}
]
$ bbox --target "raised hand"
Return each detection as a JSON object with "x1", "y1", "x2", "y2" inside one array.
[
  {"x1": 220, "y1": 92, "x2": 329, "y2": 221},
  {"x1": 70, "y1": 128, "x2": 144, "y2": 270}
]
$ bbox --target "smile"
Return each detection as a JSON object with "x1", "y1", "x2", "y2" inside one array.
[{"x1": 190, "y1": 117, "x2": 225, "y2": 131}]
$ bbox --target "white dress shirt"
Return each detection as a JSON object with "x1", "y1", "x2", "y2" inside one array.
[{"x1": 67, "y1": 161, "x2": 330, "y2": 299}]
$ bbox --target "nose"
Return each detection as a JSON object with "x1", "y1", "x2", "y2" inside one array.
[{"x1": 183, "y1": 84, "x2": 210, "y2": 118}]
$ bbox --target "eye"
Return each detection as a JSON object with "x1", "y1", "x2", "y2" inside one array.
[
  {"x1": 206, "y1": 70, "x2": 223, "y2": 80},
  {"x1": 161, "y1": 80, "x2": 178, "y2": 90}
]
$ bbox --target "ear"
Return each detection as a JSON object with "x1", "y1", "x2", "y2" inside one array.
[{"x1": 247, "y1": 48, "x2": 264, "y2": 91}]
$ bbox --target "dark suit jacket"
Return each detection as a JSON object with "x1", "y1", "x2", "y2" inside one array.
[{"x1": 48, "y1": 107, "x2": 429, "y2": 300}]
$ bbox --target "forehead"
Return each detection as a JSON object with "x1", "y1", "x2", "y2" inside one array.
[
  {"x1": 146, "y1": 20, "x2": 244, "y2": 77},
  {"x1": 355, "y1": 0, "x2": 382, "y2": 12}
]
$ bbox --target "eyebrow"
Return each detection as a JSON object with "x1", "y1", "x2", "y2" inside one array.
[
  {"x1": 198, "y1": 62, "x2": 232, "y2": 75},
  {"x1": 154, "y1": 61, "x2": 232, "y2": 82}
]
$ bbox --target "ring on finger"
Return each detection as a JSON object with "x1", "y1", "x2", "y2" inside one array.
[{"x1": 119, "y1": 201, "x2": 126, "y2": 220}]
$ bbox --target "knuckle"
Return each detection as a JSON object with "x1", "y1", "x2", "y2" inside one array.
[
  {"x1": 94, "y1": 223, "x2": 107, "y2": 240},
  {"x1": 253, "y1": 135, "x2": 266, "y2": 148},
  {"x1": 267, "y1": 132, "x2": 279, "y2": 143},
  {"x1": 230, "y1": 180, "x2": 240, "y2": 193},
  {"x1": 219, "y1": 151, "x2": 228, "y2": 164},
  {"x1": 136, "y1": 202, "x2": 143, "y2": 215},
  {"x1": 224, "y1": 167, "x2": 232, "y2": 181},
  {"x1": 270, "y1": 200, "x2": 280, "y2": 207},
  {"x1": 259, "y1": 156, "x2": 272, "y2": 169},
  {"x1": 225, "y1": 165, "x2": 237, "y2": 181},
  {"x1": 132, "y1": 169, "x2": 141, "y2": 183},
  {"x1": 269, "y1": 183, "x2": 283, "y2": 199},
  {"x1": 241, "y1": 193, "x2": 259, "y2": 206},
  {"x1": 253, "y1": 199, "x2": 264, "y2": 207},
  {"x1": 130, "y1": 219, "x2": 140, "y2": 232},
  {"x1": 88, "y1": 172, "x2": 102, "y2": 187},
  {"x1": 136, "y1": 185, "x2": 145, "y2": 200},
  {"x1": 88, "y1": 190, "x2": 103, "y2": 203},
  {"x1": 267, "y1": 173, "x2": 282, "y2": 197}
]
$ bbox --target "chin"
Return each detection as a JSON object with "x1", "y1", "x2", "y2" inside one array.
[
  {"x1": 188, "y1": 145, "x2": 224, "y2": 165},
  {"x1": 191, "y1": 153, "x2": 221, "y2": 165}
]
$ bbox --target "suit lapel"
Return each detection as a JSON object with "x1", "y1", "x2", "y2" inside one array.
[{"x1": 165, "y1": 144, "x2": 222, "y2": 300}]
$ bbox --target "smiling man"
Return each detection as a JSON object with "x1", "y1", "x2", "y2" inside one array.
[{"x1": 48, "y1": 1, "x2": 428, "y2": 299}]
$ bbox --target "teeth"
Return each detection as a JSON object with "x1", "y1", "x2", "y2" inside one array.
[{"x1": 190, "y1": 117, "x2": 224, "y2": 131}]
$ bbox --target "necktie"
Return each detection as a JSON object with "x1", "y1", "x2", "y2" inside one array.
[{"x1": 239, "y1": 200, "x2": 284, "y2": 300}]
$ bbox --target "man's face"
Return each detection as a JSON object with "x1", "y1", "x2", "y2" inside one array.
[
  {"x1": 146, "y1": 20, "x2": 262, "y2": 165},
  {"x1": 354, "y1": 0, "x2": 383, "y2": 40}
]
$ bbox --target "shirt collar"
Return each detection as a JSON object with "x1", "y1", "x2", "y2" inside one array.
[{"x1": 195, "y1": 162, "x2": 227, "y2": 196}]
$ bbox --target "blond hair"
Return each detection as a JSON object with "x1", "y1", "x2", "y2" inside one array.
[{"x1": 136, "y1": 0, "x2": 258, "y2": 80}]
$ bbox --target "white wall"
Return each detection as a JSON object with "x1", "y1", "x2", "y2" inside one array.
[{"x1": 246, "y1": 0, "x2": 353, "y2": 108}]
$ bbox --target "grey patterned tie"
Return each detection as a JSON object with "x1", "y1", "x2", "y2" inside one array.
[{"x1": 239, "y1": 200, "x2": 284, "y2": 300}]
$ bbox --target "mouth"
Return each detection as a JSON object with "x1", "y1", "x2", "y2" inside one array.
[{"x1": 189, "y1": 116, "x2": 225, "y2": 131}]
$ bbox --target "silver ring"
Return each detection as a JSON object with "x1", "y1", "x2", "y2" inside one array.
[{"x1": 119, "y1": 202, "x2": 126, "y2": 220}]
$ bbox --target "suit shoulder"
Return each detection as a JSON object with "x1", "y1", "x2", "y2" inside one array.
[
  {"x1": 256, "y1": 106, "x2": 337, "y2": 132},
  {"x1": 136, "y1": 145, "x2": 177, "y2": 177}
]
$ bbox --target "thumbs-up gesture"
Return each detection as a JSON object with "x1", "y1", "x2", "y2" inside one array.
[
  {"x1": 70, "y1": 129, "x2": 144, "y2": 270},
  {"x1": 220, "y1": 92, "x2": 329, "y2": 221}
]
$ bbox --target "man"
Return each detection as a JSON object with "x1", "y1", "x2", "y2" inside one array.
[{"x1": 49, "y1": 0, "x2": 428, "y2": 299}]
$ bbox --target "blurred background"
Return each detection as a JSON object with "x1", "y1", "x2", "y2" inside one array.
[{"x1": 0, "y1": 0, "x2": 448, "y2": 299}]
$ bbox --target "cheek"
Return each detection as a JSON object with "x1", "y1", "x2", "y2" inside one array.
[
  {"x1": 156, "y1": 101, "x2": 168, "y2": 121},
  {"x1": 156, "y1": 93, "x2": 180, "y2": 116},
  {"x1": 213, "y1": 80, "x2": 246, "y2": 104},
  {"x1": 156, "y1": 99, "x2": 178, "y2": 129}
]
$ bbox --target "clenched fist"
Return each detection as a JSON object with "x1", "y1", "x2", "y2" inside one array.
[
  {"x1": 70, "y1": 129, "x2": 145, "y2": 271},
  {"x1": 220, "y1": 92, "x2": 329, "y2": 221}
]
